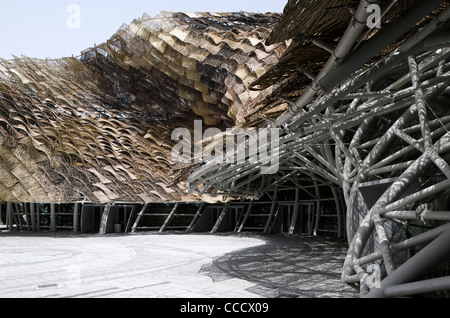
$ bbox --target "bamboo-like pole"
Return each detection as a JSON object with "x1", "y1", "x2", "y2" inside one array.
[
  {"x1": 6, "y1": 202, "x2": 13, "y2": 231},
  {"x1": 263, "y1": 187, "x2": 278, "y2": 233},
  {"x1": 186, "y1": 203, "x2": 206, "y2": 233},
  {"x1": 211, "y1": 202, "x2": 230, "y2": 234},
  {"x1": 50, "y1": 204, "x2": 56, "y2": 232},
  {"x1": 159, "y1": 203, "x2": 180, "y2": 232},
  {"x1": 238, "y1": 199, "x2": 254, "y2": 233},
  {"x1": 131, "y1": 204, "x2": 149, "y2": 233},
  {"x1": 288, "y1": 188, "x2": 300, "y2": 235},
  {"x1": 73, "y1": 203, "x2": 80, "y2": 233},
  {"x1": 30, "y1": 203, "x2": 36, "y2": 231}
]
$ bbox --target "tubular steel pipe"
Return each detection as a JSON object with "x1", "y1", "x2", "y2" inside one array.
[
  {"x1": 376, "y1": 179, "x2": 450, "y2": 216},
  {"x1": 159, "y1": 203, "x2": 180, "y2": 232},
  {"x1": 30, "y1": 203, "x2": 36, "y2": 231},
  {"x1": 275, "y1": 0, "x2": 380, "y2": 127},
  {"x1": 211, "y1": 201, "x2": 231, "y2": 233},
  {"x1": 364, "y1": 229, "x2": 450, "y2": 298},
  {"x1": 23, "y1": 204, "x2": 30, "y2": 231},
  {"x1": 408, "y1": 55, "x2": 433, "y2": 150},
  {"x1": 373, "y1": 212, "x2": 396, "y2": 275},
  {"x1": 264, "y1": 187, "x2": 278, "y2": 233},
  {"x1": 73, "y1": 203, "x2": 80, "y2": 233},
  {"x1": 124, "y1": 205, "x2": 137, "y2": 233},
  {"x1": 288, "y1": 187, "x2": 300, "y2": 235},
  {"x1": 320, "y1": 0, "x2": 447, "y2": 92},
  {"x1": 384, "y1": 211, "x2": 450, "y2": 222},
  {"x1": 13, "y1": 204, "x2": 22, "y2": 229},
  {"x1": 353, "y1": 223, "x2": 450, "y2": 268},
  {"x1": 131, "y1": 203, "x2": 149, "y2": 233},
  {"x1": 36, "y1": 203, "x2": 40, "y2": 231},
  {"x1": 98, "y1": 204, "x2": 111, "y2": 235},
  {"x1": 384, "y1": 276, "x2": 450, "y2": 297},
  {"x1": 313, "y1": 180, "x2": 321, "y2": 236},
  {"x1": 6, "y1": 202, "x2": 13, "y2": 231},
  {"x1": 186, "y1": 202, "x2": 206, "y2": 233},
  {"x1": 239, "y1": 199, "x2": 254, "y2": 233},
  {"x1": 290, "y1": 50, "x2": 449, "y2": 132},
  {"x1": 50, "y1": 203, "x2": 56, "y2": 232}
]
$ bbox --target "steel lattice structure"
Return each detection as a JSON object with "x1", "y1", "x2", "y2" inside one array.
[{"x1": 187, "y1": 1, "x2": 450, "y2": 297}]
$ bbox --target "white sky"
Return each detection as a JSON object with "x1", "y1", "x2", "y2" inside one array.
[{"x1": 0, "y1": 0, "x2": 286, "y2": 59}]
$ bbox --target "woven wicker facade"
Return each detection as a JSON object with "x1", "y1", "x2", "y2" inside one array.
[{"x1": 0, "y1": 12, "x2": 286, "y2": 204}]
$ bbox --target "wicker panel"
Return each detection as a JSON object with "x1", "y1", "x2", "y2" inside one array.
[{"x1": 0, "y1": 12, "x2": 286, "y2": 204}]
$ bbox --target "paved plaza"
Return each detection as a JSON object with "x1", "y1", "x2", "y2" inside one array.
[{"x1": 0, "y1": 231, "x2": 357, "y2": 298}]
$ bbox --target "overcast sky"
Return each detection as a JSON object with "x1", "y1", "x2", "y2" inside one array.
[{"x1": 0, "y1": 0, "x2": 285, "y2": 59}]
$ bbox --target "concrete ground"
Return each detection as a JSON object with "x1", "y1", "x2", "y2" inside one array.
[{"x1": 0, "y1": 231, "x2": 358, "y2": 298}]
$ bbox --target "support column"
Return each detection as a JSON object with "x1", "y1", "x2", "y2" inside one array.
[
  {"x1": 264, "y1": 187, "x2": 278, "y2": 233},
  {"x1": 288, "y1": 188, "x2": 300, "y2": 235},
  {"x1": 6, "y1": 202, "x2": 13, "y2": 231},
  {"x1": 37, "y1": 204, "x2": 40, "y2": 231},
  {"x1": 131, "y1": 204, "x2": 149, "y2": 233},
  {"x1": 332, "y1": 188, "x2": 343, "y2": 238},
  {"x1": 30, "y1": 203, "x2": 36, "y2": 231},
  {"x1": 124, "y1": 205, "x2": 138, "y2": 233},
  {"x1": 313, "y1": 180, "x2": 321, "y2": 236},
  {"x1": 23, "y1": 204, "x2": 30, "y2": 231},
  {"x1": 159, "y1": 203, "x2": 180, "y2": 233},
  {"x1": 98, "y1": 204, "x2": 111, "y2": 235},
  {"x1": 50, "y1": 204, "x2": 56, "y2": 232},
  {"x1": 238, "y1": 200, "x2": 254, "y2": 233},
  {"x1": 211, "y1": 202, "x2": 230, "y2": 233},
  {"x1": 186, "y1": 203, "x2": 206, "y2": 233},
  {"x1": 13, "y1": 204, "x2": 22, "y2": 230},
  {"x1": 73, "y1": 203, "x2": 80, "y2": 233}
]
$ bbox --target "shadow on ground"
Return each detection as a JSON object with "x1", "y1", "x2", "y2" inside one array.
[{"x1": 200, "y1": 233, "x2": 359, "y2": 298}]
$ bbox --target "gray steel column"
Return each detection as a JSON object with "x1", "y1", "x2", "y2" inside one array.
[
  {"x1": 211, "y1": 202, "x2": 230, "y2": 233},
  {"x1": 238, "y1": 200, "x2": 254, "y2": 233},
  {"x1": 313, "y1": 180, "x2": 321, "y2": 236},
  {"x1": 332, "y1": 188, "x2": 343, "y2": 238},
  {"x1": 384, "y1": 276, "x2": 450, "y2": 297},
  {"x1": 186, "y1": 202, "x2": 206, "y2": 233},
  {"x1": 13, "y1": 204, "x2": 22, "y2": 229},
  {"x1": 264, "y1": 187, "x2": 278, "y2": 233},
  {"x1": 131, "y1": 203, "x2": 149, "y2": 233},
  {"x1": 23, "y1": 204, "x2": 30, "y2": 231},
  {"x1": 288, "y1": 188, "x2": 300, "y2": 235},
  {"x1": 50, "y1": 204, "x2": 56, "y2": 232},
  {"x1": 159, "y1": 203, "x2": 180, "y2": 232},
  {"x1": 98, "y1": 204, "x2": 111, "y2": 235},
  {"x1": 354, "y1": 223, "x2": 450, "y2": 267},
  {"x1": 365, "y1": 229, "x2": 450, "y2": 298},
  {"x1": 37, "y1": 204, "x2": 40, "y2": 231},
  {"x1": 6, "y1": 202, "x2": 13, "y2": 231},
  {"x1": 30, "y1": 203, "x2": 36, "y2": 231},
  {"x1": 73, "y1": 203, "x2": 80, "y2": 233},
  {"x1": 124, "y1": 205, "x2": 138, "y2": 233}
]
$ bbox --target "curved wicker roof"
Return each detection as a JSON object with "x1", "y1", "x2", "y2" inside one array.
[{"x1": 0, "y1": 11, "x2": 286, "y2": 204}]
